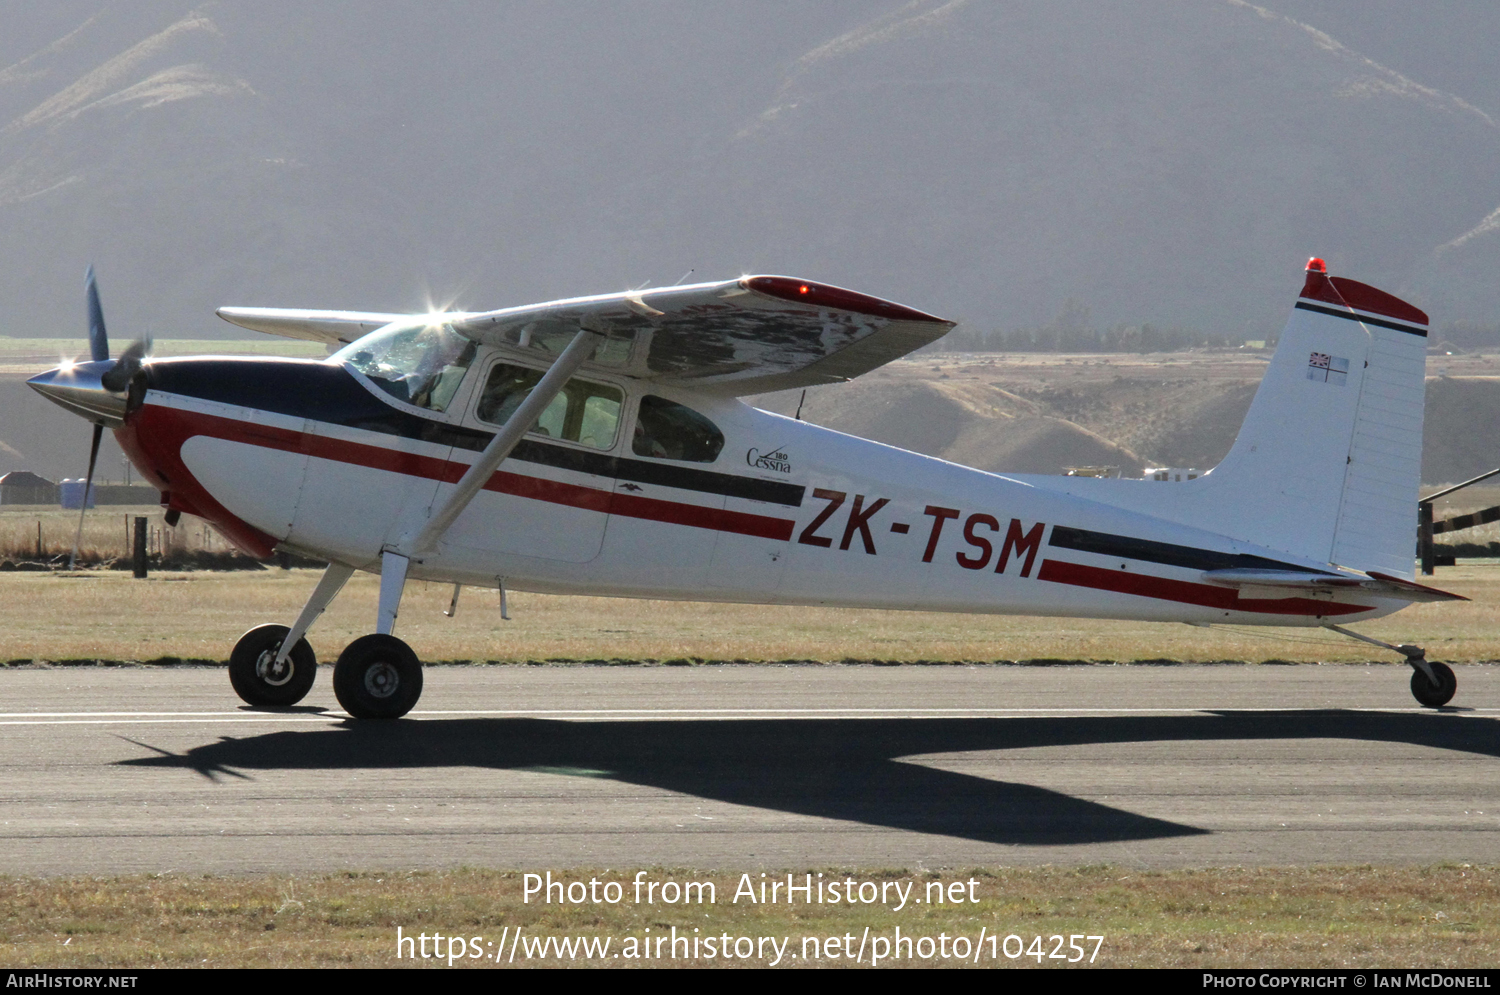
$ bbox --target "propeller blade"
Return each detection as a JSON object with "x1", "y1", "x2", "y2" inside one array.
[
  {"x1": 100, "y1": 338, "x2": 147, "y2": 393},
  {"x1": 68, "y1": 424, "x2": 104, "y2": 570},
  {"x1": 85, "y1": 265, "x2": 109, "y2": 363}
]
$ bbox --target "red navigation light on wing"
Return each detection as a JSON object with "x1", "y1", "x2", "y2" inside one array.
[{"x1": 741, "y1": 276, "x2": 950, "y2": 323}]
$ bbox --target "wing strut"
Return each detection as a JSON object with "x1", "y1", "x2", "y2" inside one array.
[
  {"x1": 405, "y1": 326, "x2": 605, "y2": 558},
  {"x1": 371, "y1": 327, "x2": 603, "y2": 640}
]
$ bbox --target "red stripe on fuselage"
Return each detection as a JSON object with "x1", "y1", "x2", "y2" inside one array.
[
  {"x1": 1036, "y1": 558, "x2": 1373, "y2": 617},
  {"x1": 115, "y1": 408, "x2": 281, "y2": 559},
  {"x1": 609, "y1": 492, "x2": 791, "y2": 540},
  {"x1": 133, "y1": 403, "x2": 794, "y2": 543}
]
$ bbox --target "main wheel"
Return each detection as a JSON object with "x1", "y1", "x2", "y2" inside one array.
[
  {"x1": 333, "y1": 633, "x2": 423, "y2": 719},
  {"x1": 1410, "y1": 660, "x2": 1457, "y2": 708},
  {"x1": 228, "y1": 624, "x2": 317, "y2": 706}
]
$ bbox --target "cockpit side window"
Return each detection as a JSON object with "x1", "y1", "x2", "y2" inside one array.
[
  {"x1": 475, "y1": 363, "x2": 623, "y2": 450},
  {"x1": 632, "y1": 395, "x2": 724, "y2": 463},
  {"x1": 334, "y1": 322, "x2": 478, "y2": 413}
]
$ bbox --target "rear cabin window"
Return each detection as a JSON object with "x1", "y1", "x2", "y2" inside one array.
[
  {"x1": 475, "y1": 364, "x2": 623, "y2": 450},
  {"x1": 632, "y1": 395, "x2": 724, "y2": 463}
]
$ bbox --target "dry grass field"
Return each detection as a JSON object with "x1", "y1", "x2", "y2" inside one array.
[
  {"x1": 0, "y1": 563, "x2": 1493, "y2": 665},
  {"x1": 1, "y1": 867, "x2": 1494, "y2": 968},
  {"x1": 0, "y1": 505, "x2": 221, "y2": 565}
]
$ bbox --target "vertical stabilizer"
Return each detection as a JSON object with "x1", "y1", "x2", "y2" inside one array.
[{"x1": 1193, "y1": 260, "x2": 1428, "y2": 576}]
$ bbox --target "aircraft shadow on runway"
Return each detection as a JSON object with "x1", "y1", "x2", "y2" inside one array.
[{"x1": 120, "y1": 710, "x2": 1498, "y2": 847}]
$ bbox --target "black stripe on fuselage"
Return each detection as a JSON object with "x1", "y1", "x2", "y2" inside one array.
[
  {"x1": 1293, "y1": 301, "x2": 1427, "y2": 337},
  {"x1": 145, "y1": 357, "x2": 805, "y2": 507},
  {"x1": 1047, "y1": 525, "x2": 1329, "y2": 574}
]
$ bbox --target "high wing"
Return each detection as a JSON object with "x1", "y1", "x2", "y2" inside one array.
[
  {"x1": 220, "y1": 277, "x2": 955, "y2": 393},
  {"x1": 453, "y1": 275, "x2": 954, "y2": 394},
  {"x1": 216, "y1": 307, "x2": 409, "y2": 345}
]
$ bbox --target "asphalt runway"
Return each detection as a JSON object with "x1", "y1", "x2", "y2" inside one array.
[{"x1": 1, "y1": 664, "x2": 1497, "y2": 875}]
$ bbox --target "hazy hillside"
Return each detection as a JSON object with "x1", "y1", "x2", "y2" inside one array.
[
  {"x1": 7, "y1": 343, "x2": 1500, "y2": 487},
  {"x1": 0, "y1": 1, "x2": 1497, "y2": 345},
  {"x1": 751, "y1": 354, "x2": 1500, "y2": 486},
  {"x1": 753, "y1": 373, "x2": 1147, "y2": 477}
]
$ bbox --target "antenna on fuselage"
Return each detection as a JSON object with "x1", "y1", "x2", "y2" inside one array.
[
  {"x1": 672, "y1": 269, "x2": 695, "y2": 286},
  {"x1": 795, "y1": 389, "x2": 806, "y2": 421}
]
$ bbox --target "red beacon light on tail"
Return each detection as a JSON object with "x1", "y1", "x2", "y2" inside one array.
[{"x1": 1301, "y1": 255, "x2": 1342, "y2": 304}]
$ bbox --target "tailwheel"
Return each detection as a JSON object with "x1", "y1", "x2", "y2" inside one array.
[
  {"x1": 1410, "y1": 659, "x2": 1457, "y2": 708},
  {"x1": 1325, "y1": 625, "x2": 1458, "y2": 708},
  {"x1": 228, "y1": 624, "x2": 317, "y2": 707},
  {"x1": 333, "y1": 633, "x2": 423, "y2": 719}
]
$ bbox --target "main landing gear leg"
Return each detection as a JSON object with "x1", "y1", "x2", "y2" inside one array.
[
  {"x1": 333, "y1": 550, "x2": 423, "y2": 720},
  {"x1": 228, "y1": 561, "x2": 354, "y2": 708},
  {"x1": 1324, "y1": 624, "x2": 1457, "y2": 708}
]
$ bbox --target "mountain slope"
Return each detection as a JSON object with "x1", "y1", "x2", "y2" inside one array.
[{"x1": 0, "y1": 1, "x2": 1494, "y2": 340}]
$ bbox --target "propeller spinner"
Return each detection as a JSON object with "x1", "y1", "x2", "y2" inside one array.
[{"x1": 26, "y1": 267, "x2": 151, "y2": 568}]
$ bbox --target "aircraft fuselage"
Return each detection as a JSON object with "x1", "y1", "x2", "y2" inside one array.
[{"x1": 114, "y1": 353, "x2": 1397, "y2": 627}]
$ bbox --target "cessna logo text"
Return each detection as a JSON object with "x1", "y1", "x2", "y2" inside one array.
[{"x1": 747, "y1": 447, "x2": 791, "y2": 473}]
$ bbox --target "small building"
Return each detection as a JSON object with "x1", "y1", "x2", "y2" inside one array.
[
  {"x1": 58, "y1": 480, "x2": 158, "y2": 508},
  {"x1": 1064, "y1": 466, "x2": 1120, "y2": 478},
  {"x1": 1145, "y1": 466, "x2": 1202, "y2": 482},
  {"x1": 59, "y1": 478, "x2": 95, "y2": 509},
  {"x1": 0, "y1": 471, "x2": 58, "y2": 505}
]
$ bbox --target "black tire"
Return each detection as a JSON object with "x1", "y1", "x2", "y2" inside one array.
[
  {"x1": 333, "y1": 634, "x2": 423, "y2": 719},
  {"x1": 228, "y1": 624, "x2": 317, "y2": 707},
  {"x1": 1410, "y1": 660, "x2": 1457, "y2": 708}
]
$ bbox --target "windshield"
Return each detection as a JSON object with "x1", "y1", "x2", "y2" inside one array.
[{"x1": 333, "y1": 321, "x2": 478, "y2": 412}]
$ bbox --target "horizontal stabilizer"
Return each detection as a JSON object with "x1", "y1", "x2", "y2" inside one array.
[
  {"x1": 1362, "y1": 571, "x2": 1469, "y2": 603},
  {"x1": 1203, "y1": 568, "x2": 1466, "y2": 603}
]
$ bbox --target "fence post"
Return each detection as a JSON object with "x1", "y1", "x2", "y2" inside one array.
[
  {"x1": 1418, "y1": 500, "x2": 1435, "y2": 576},
  {"x1": 132, "y1": 517, "x2": 148, "y2": 579}
]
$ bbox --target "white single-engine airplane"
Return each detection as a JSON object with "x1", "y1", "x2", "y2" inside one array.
[{"x1": 29, "y1": 259, "x2": 1464, "y2": 718}]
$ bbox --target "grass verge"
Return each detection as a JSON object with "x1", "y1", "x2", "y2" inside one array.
[
  {"x1": 2, "y1": 866, "x2": 1495, "y2": 968},
  {"x1": 0, "y1": 567, "x2": 1497, "y2": 664}
]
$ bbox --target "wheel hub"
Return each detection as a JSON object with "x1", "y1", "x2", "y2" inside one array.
[
  {"x1": 255, "y1": 648, "x2": 295, "y2": 687},
  {"x1": 364, "y1": 661, "x2": 400, "y2": 699}
]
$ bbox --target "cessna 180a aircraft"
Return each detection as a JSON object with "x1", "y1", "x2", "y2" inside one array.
[{"x1": 29, "y1": 259, "x2": 1463, "y2": 718}]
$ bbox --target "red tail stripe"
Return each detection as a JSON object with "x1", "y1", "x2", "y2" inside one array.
[{"x1": 1300, "y1": 269, "x2": 1428, "y2": 326}]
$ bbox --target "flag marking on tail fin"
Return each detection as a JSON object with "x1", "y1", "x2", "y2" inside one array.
[{"x1": 1307, "y1": 352, "x2": 1349, "y2": 385}]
